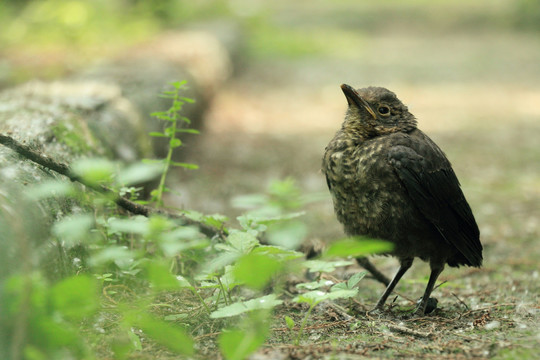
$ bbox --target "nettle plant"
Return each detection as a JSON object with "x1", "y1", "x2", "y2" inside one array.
[{"x1": 0, "y1": 81, "x2": 391, "y2": 360}]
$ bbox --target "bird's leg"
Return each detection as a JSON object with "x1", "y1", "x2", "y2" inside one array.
[
  {"x1": 414, "y1": 264, "x2": 444, "y2": 316},
  {"x1": 356, "y1": 257, "x2": 391, "y2": 287},
  {"x1": 370, "y1": 258, "x2": 413, "y2": 313}
]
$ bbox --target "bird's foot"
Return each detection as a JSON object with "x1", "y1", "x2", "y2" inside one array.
[
  {"x1": 368, "y1": 306, "x2": 385, "y2": 316},
  {"x1": 414, "y1": 297, "x2": 438, "y2": 316},
  {"x1": 413, "y1": 307, "x2": 426, "y2": 317}
]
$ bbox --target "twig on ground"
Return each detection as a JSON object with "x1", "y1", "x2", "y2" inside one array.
[
  {"x1": 272, "y1": 319, "x2": 353, "y2": 333},
  {"x1": 0, "y1": 133, "x2": 225, "y2": 239},
  {"x1": 386, "y1": 324, "x2": 434, "y2": 339},
  {"x1": 460, "y1": 303, "x2": 517, "y2": 318},
  {"x1": 452, "y1": 292, "x2": 470, "y2": 311},
  {"x1": 433, "y1": 280, "x2": 448, "y2": 291},
  {"x1": 324, "y1": 302, "x2": 355, "y2": 321}
]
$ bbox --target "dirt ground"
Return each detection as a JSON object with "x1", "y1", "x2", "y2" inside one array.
[{"x1": 170, "y1": 23, "x2": 540, "y2": 359}]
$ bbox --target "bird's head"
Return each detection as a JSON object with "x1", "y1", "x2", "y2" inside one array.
[{"x1": 340, "y1": 84, "x2": 417, "y2": 138}]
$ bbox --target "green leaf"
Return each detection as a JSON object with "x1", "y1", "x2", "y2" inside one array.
[
  {"x1": 210, "y1": 294, "x2": 283, "y2": 319},
  {"x1": 130, "y1": 313, "x2": 193, "y2": 355},
  {"x1": 202, "y1": 213, "x2": 229, "y2": 229},
  {"x1": 219, "y1": 329, "x2": 263, "y2": 360},
  {"x1": 89, "y1": 246, "x2": 133, "y2": 267},
  {"x1": 171, "y1": 80, "x2": 186, "y2": 88},
  {"x1": 330, "y1": 271, "x2": 367, "y2": 291},
  {"x1": 205, "y1": 252, "x2": 241, "y2": 274},
  {"x1": 251, "y1": 245, "x2": 304, "y2": 261},
  {"x1": 218, "y1": 311, "x2": 268, "y2": 360},
  {"x1": 116, "y1": 162, "x2": 163, "y2": 186},
  {"x1": 324, "y1": 237, "x2": 394, "y2": 258},
  {"x1": 179, "y1": 116, "x2": 191, "y2": 124},
  {"x1": 296, "y1": 279, "x2": 335, "y2": 290},
  {"x1": 285, "y1": 316, "x2": 295, "y2": 331},
  {"x1": 164, "y1": 314, "x2": 188, "y2": 321},
  {"x1": 347, "y1": 271, "x2": 367, "y2": 288},
  {"x1": 148, "y1": 131, "x2": 167, "y2": 137},
  {"x1": 292, "y1": 291, "x2": 320, "y2": 306},
  {"x1": 180, "y1": 97, "x2": 195, "y2": 103},
  {"x1": 128, "y1": 328, "x2": 142, "y2": 351},
  {"x1": 220, "y1": 265, "x2": 243, "y2": 291},
  {"x1": 52, "y1": 213, "x2": 94, "y2": 246},
  {"x1": 51, "y1": 275, "x2": 98, "y2": 322},
  {"x1": 266, "y1": 220, "x2": 307, "y2": 250},
  {"x1": 30, "y1": 317, "x2": 81, "y2": 352},
  {"x1": 170, "y1": 161, "x2": 199, "y2": 169},
  {"x1": 71, "y1": 158, "x2": 116, "y2": 185},
  {"x1": 303, "y1": 260, "x2": 354, "y2": 273},
  {"x1": 147, "y1": 215, "x2": 174, "y2": 234},
  {"x1": 293, "y1": 289, "x2": 358, "y2": 305},
  {"x1": 161, "y1": 239, "x2": 208, "y2": 258},
  {"x1": 112, "y1": 329, "x2": 138, "y2": 360},
  {"x1": 164, "y1": 127, "x2": 175, "y2": 137},
  {"x1": 145, "y1": 261, "x2": 181, "y2": 291},
  {"x1": 328, "y1": 282, "x2": 348, "y2": 291},
  {"x1": 237, "y1": 214, "x2": 267, "y2": 234},
  {"x1": 170, "y1": 138, "x2": 182, "y2": 148},
  {"x1": 26, "y1": 181, "x2": 74, "y2": 200},
  {"x1": 107, "y1": 216, "x2": 149, "y2": 235},
  {"x1": 174, "y1": 275, "x2": 194, "y2": 289},
  {"x1": 175, "y1": 128, "x2": 200, "y2": 134},
  {"x1": 233, "y1": 253, "x2": 282, "y2": 290},
  {"x1": 227, "y1": 231, "x2": 259, "y2": 253},
  {"x1": 160, "y1": 227, "x2": 208, "y2": 257}
]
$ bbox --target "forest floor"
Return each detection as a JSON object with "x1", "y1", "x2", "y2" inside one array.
[{"x1": 170, "y1": 16, "x2": 540, "y2": 358}]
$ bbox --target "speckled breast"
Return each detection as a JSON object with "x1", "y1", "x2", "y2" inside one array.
[{"x1": 324, "y1": 137, "x2": 413, "y2": 240}]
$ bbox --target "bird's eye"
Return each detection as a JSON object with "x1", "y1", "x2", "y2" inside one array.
[{"x1": 378, "y1": 105, "x2": 391, "y2": 116}]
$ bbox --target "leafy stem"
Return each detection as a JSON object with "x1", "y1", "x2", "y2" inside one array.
[
  {"x1": 294, "y1": 301, "x2": 317, "y2": 345},
  {"x1": 148, "y1": 80, "x2": 198, "y2": 207}
]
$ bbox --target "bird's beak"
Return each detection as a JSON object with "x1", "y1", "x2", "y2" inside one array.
[{"x1": 341, "y1": 84, "x2": 377, "y2": 119}]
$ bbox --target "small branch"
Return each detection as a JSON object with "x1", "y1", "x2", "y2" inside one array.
[
  {"x1": 0, "y1": 133, "x2": 225, "y2": 239},
  {"x1": 0, "y1": 134, "x2": 72, "y2": 176},
  {"x1": 324, "y1": 301, "x2": 355, "y2": 321},
  {"x1": 387, "y1": 324, "x2": 433, "y2": 339},
  {"x1": 433, "y1": 280, "x2": 448, "y2": 291},
  {"x1": 451, "y1": 292, "x2": 470, "y2": 311}
]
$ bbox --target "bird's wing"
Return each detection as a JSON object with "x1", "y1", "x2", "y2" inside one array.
[
  {"x1": 387, "y1": 137, "x2": 482, "y2": 267},
  {"x1": 325, "y1": 173, "x2": 332, "y2": 191}
]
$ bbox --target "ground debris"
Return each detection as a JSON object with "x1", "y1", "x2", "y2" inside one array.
[{"x1": 387, "y1": 323, "x2": 434, "y2": 339}]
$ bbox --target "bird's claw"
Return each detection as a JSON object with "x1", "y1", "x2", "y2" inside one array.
[
  {"x1": 368, "y1": 306, "x2": 384, "y2": 316},
  {"x1": 414, "y1": 297, "x2": 438, "y2": 316}
]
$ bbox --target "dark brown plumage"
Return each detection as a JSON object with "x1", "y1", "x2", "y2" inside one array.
[{"x1": 322, "y1": 84, "x2": 482, "y2": 315}]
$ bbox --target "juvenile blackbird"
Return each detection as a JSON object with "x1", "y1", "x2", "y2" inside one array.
[{"x1": 322, "y1": 84, "x2": 483, "y2": 315}]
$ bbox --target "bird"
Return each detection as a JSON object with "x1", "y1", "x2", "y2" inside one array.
[{"x1": 322, "y1": 84, "x2": 483, "y2": 315}]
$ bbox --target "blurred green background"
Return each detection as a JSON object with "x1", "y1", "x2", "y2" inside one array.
[{"x1": 2, "y1": 0, "x2": 540, "y2": 84}]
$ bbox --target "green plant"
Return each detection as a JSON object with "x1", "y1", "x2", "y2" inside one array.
[
  {"x1": 292, "y1": 288, "x2": 358, "y2": 345},
  {"x1": 146, "y1": 80, "x2": 199, "y2": 206}
]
